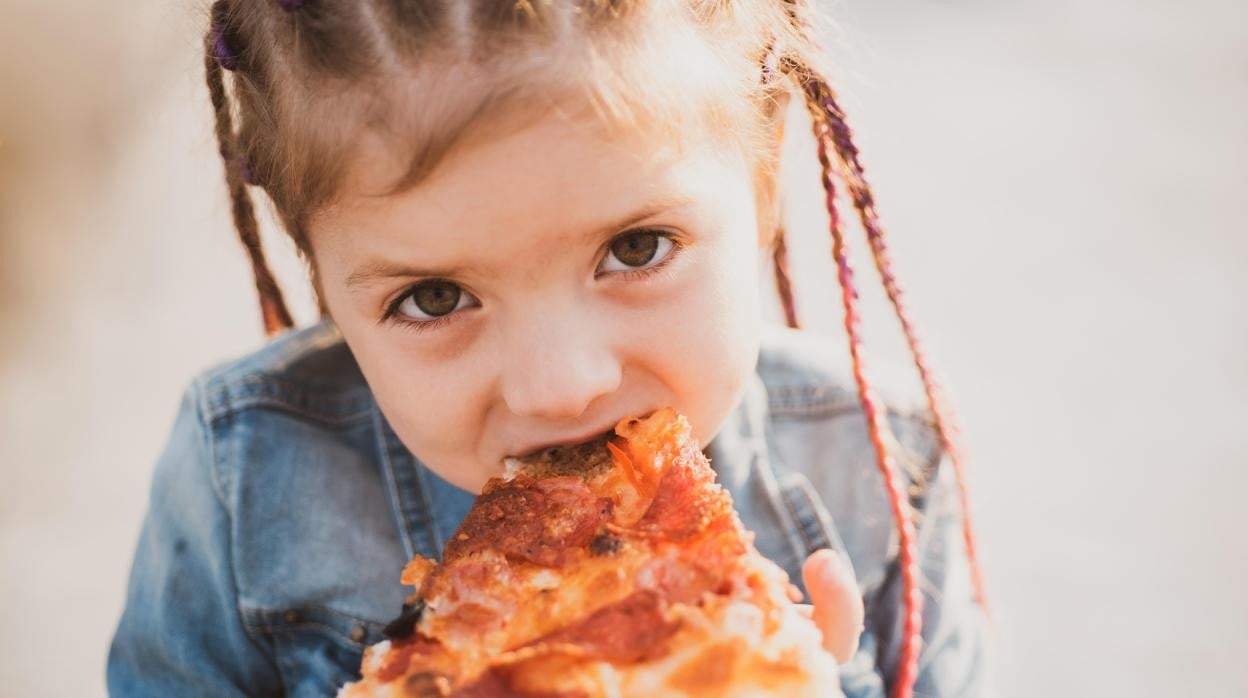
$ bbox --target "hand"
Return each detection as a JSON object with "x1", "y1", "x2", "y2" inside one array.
[{"x1": 795, "y1": 548, "x2": 865, "y2": 664}]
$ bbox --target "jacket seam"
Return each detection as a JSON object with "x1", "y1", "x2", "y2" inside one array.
[
  {"x1": 776, "y1": 475, "x2": 816, "y2": 557},
  {"x1": 411, "y1": 458, "x2": 444, "y2": 553},
  {"x1": 202, "y1": 385, "x2": 373, "y2": 427},
  {"x1": 771, "y1": 402, "x2": 936, "y2": 428},
  {"x1": 191, "y1": 377, "x2": 281, "y2": 680},
  {"x1": 374, "y1": 406, "x2": 418, "y2": 562},
  {"x1": 767, "y1": 385, "x2": 936, "y2": 425},
  {"x1": 242, "y1": 618, "x2": 379, "y2": 653},
  {"x1": 195, "y1": 375, "x2": 229, "y2": 508},
  {"x1": 264, "y1": 620, "x2": 368, "y2": 652},
  {"x1": 753, "y1": 415, "x2": 815, "y2": 573},
  {"x1": 766, "y1": 391, "x2": 859, "y2": 416},
  {"x1": 240, "y1": 604, "x2": 387, "y2": 628}
]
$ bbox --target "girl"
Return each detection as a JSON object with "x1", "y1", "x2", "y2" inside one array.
[{"x1": 108, "y1": 1, "x2": 989, "y2": 696}]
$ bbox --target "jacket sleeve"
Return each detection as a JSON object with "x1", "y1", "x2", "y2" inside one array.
[
  {"x1": 857, "y1": 450, "x2": 994, "y2": 698},
  {"x1": 107, "y1": 383, "x2": 283, "y2": 697}
]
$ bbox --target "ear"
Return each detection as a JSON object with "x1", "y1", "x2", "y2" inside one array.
[{"x1": 755, "y1": 88, "x2": 793, "y2": 249}]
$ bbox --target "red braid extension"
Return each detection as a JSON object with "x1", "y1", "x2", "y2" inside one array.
[
  {"x1": 772, "y1": 226, "x2": 801, "y2": 329},
  {"x1": 818, "y1": 94, "x2": 988, "y2": 611},
  {"x1": 205, "y1": 2, "x2": 294, "y2": 336},
  {"x1": 774, "y1": 0, "x2": 924, "y2": 687},
  {"x1": 774, "y1": 0, "x2": 987, "y2": 692},
  {"x1": 801, "y1": 77, "x2": 924, "y2": 698}
]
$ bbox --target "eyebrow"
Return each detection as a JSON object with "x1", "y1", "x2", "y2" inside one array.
[{"x1": 344, "y1": 193, "x2": 696, "y2": 290}]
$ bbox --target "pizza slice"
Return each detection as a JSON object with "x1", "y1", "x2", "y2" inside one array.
[{"x1": 339, "y1": 407, "x2": 839, "y2": 697}]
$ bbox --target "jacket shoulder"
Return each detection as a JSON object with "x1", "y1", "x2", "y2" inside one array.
[
  {"x1": 126, "y1": 323, "x2": 400, "y2": 692},
  {"x1": 757, "y1": 325, "x2": 935, "y2": 422},
  {"x1": 756, "y1": 326, "x2": 949, "y2": 592},
  {"x1": 179, "y1": 322, "x2": 406, "y2": 627},
  {"x1": 193, "y1": 320, "x2": 373, "y2": 425}
]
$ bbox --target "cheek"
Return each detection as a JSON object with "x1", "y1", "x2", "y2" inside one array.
[
  {"x1": 694, "y1": 217, "x2": 765, "y2": 346},
  {"x1": 315, "y1": 259, "x2": 481, "y2": 446},
  {"x1": 359, "y1": 346, "x2": 496, "y2": 491},
  {"x1": 633, "y1": 229, "x2": 763, "y2": 442},
  {"x1": 328, "y1": 301, "x2": 491, "y2": 482}
]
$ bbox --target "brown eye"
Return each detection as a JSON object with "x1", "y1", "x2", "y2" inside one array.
[
  {"x1": 398, "y1": 280, "x2": 467, "y2": 319},
  {"x1": 610, "y1": 231, "x2": 659, "y2": 267},
  {"x1": 600, "y1": 231, "x2": 674, "y2": 274}
]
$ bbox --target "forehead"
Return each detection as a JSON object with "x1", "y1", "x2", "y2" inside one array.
[
  {"x1": 321, "y1": 92, "x2": 743, "y2": 223},
  {"x1": 336, "y1": 81, "x2": 740, "y2": 203},
  {"x1": 310, "y1": 93, "x2": 750, "y2": 259}
]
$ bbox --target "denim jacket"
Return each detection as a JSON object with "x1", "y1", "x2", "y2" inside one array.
[{"x1": 107, "y1": 320, "x2": 989, "y2": 697}]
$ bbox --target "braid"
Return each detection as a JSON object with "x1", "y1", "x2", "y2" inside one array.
[
  {"x1": 771, "y1": 225, "x2": 800, "y2": 328},
  {"x1": 768, "y1": 6, "x2": 922, "y2": 693},
  {"x1": 799, "y1": 70, "x2": 924, "y2": 698},
  {"x1": 772, "y1": 0, "x2": 988, "y2": 693},
  {"x1": 205, "y1": 1, "x2": 294, "y2": 336},
  {"x1": 817, "y1": 89, "x2": 988, "y2": 613}
]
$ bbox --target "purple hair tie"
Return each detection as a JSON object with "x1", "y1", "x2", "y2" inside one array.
[
  {"x1": 222, "y1": 153, "x2": 256, "y2": 185},
  {"x1": 278, "y1": 0, "x2": 305, "y2": 10},
  {"x1": 212, "y1": 21, "x2": 238, "y2": 71},
  {"x1": 239, "y1": 158, "x2": 257, "y2": 186}
]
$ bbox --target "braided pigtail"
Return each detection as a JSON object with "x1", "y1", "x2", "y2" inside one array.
[
  {"x1": 771, "y1": 225, "x2": 801, "y2": 329},
  {"x1": 816, "y1": 88, "x2": 988, "y2": 612},
  {"x1": 764, "y1": 5, "x2": 921, "y2": 694},
  {"x1": 800, "y1": 69, "x2": 925, "y2": 698},
  {"x1": 205, "y1": 0, "x2": 294, "y2": 336},
  {"x1": 772, "y1": 2, "x2": 988, "y2": 696}
]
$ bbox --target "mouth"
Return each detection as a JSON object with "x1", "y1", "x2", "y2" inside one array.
[{"x1": 502, "y1": 427, "x2": 619, "y2": 480}]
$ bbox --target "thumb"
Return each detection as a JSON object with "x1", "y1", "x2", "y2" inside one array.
[{"x1": 802, "y1": 548, "x2": 865, "y2": 664}]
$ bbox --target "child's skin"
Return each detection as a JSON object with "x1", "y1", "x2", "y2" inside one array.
[{"x1": 307, "y1": 92, "x2": 864, "y2": 661}]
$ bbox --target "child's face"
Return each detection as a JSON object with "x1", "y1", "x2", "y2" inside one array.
[{"x1": 309, "y1": 99, "x2": 769, "y2": 493}]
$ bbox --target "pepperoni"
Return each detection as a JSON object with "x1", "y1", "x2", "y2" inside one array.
[
  {"x1": 636, "y1": 517, "x2": 748, "y2": 604},
  {"x1": 446, "y1": 476, "x2": 613, "y2": 568},
  {"x1": 440, "y1": 557, "x2": 510, "y2": 600},
  {"x1": 531, "y1": 589, "x2": 680, "y2": 663},
  {"x1": 609, "y1": 408, "x2": 687, "y2": 500},
  {"x1": 634, "y1": 447, "x2": 733, "y2": 539},
  {"x1": 375, "y1": 634, "x2": 442, "y2": 683}
]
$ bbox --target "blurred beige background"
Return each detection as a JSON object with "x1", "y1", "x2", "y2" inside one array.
[{"x1": 2, "y1": 0, "x2": 1245, "y2": 695}]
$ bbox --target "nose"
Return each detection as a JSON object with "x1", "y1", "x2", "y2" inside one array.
[{"x1": 500, "y1": 310, "x2": 622, "y2": 420}]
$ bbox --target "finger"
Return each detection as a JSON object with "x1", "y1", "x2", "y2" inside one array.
[
  {"x1": 802, "y1": 548, "x2": 865, "y2": 664},
  {"x1": 786, "y1": 582, "x2": 804, "y2": 603}
]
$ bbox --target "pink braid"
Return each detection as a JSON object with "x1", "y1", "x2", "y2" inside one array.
[
  {"x1": 819, "y1": 92, "x2": 988, "y2": 611},
  {"x1": 803, "y1": 85, "x2": 924, "y2": 697}
]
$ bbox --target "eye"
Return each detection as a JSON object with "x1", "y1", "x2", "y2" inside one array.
[
  {"x1": 599, "y1": 230, "x2": 675, "y2": 273},
  {"x1": 392, "y1": 280, "x2": 476, "y2": 321}
]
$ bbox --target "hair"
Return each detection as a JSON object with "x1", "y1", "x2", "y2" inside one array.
[{"x1": 203, "y1": 2, "x2": 985, "y2": 695}]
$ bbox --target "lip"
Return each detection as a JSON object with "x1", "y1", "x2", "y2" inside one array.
[{"x1": 508, "y1": 424, "x2": 620, "y2": 461}]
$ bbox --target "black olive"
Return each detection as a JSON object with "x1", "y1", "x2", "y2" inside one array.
[{"x1": 382, "y1": 598, "x2": 426, "y2": 639}]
